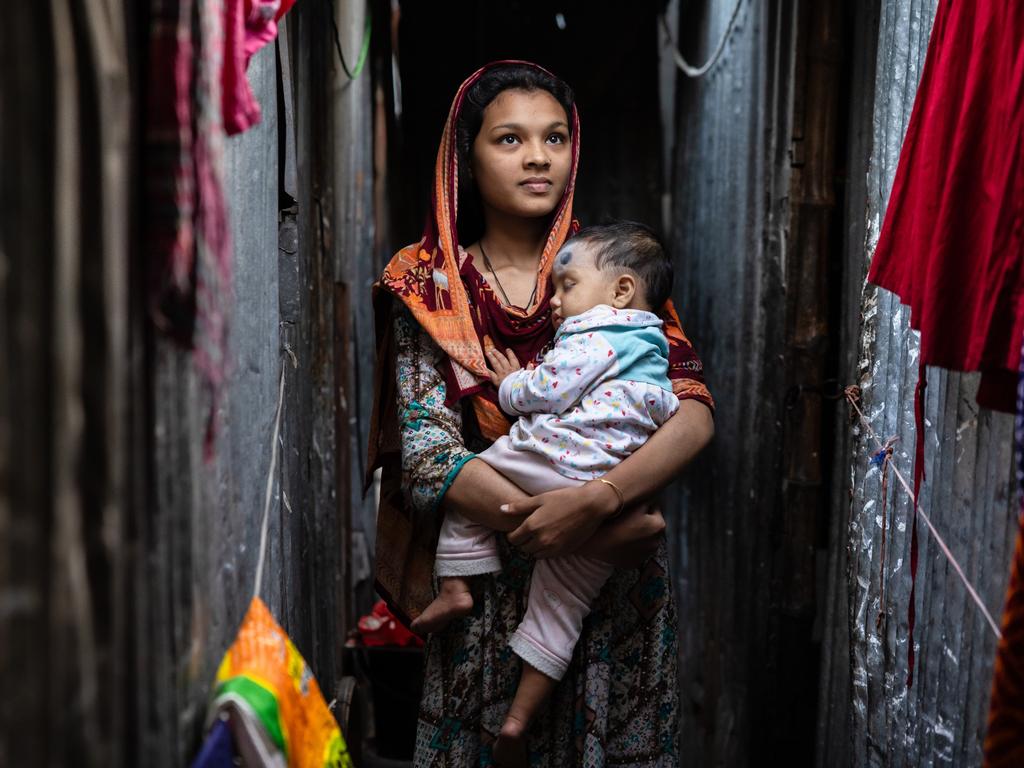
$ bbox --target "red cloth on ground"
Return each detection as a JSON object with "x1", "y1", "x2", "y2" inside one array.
[
  {"x1": 357, "y1": 600, "x2": 424, "y2": 647},
  {"x1": 868, "y1": 0, "x2": 1024, "y2": 413}
]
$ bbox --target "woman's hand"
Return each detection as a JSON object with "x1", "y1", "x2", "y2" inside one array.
[
  {"x1": 577, "y1": 504, "x2": 666, "y2": 567},
  {"x1": 505, "y1": 480, "x2": 621, "y2": 558}
]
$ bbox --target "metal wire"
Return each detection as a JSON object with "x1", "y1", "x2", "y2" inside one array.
[
  {"x1": 845, "y1": 388, "x2": 1003, "y2": 640},
  {"x1": 253, "y1": 366, "x2": 286, "y2": 601},
  {"x1": 660, "y1": 0, "x2": 744, "y2": 78}
]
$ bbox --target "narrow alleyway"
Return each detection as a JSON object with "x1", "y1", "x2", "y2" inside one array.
[{"x1": 2, "y1": 1, "x2": 1020, "y2": 766}]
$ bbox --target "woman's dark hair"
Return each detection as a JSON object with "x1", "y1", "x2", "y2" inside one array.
[{"x1": 455, "y1": 64, "x2": 575, "y2": 244}]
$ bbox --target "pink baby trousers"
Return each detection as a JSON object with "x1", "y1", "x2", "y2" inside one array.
[{"x1": 435, "y1": 435, "x2": 614, "y2": 680}]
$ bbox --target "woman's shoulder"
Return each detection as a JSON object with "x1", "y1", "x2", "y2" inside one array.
[
  {"x1": 382, "y1": 238, "x2": 428, "y2": 276},
  {"x1": 387, "y1": 238, "x2": 473, "y2": 261},
  {"x1": 381, "y1": 240, "x2": 478, "y2": 288}
]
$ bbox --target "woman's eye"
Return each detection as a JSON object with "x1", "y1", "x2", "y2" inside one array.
[
  {"x1": 547, "y1": 133, "x2": 566, "y2": 144},
  {"x1": 500, "y1": 135, "x2": 519, "y2": 145}
]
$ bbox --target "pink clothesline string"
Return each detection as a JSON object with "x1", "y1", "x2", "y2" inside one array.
[{"x1": 845, "y1": 387, "x2": 1003, "y2": 640}]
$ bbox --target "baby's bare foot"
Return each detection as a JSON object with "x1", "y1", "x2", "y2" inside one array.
[
  {"x1": 410, "y1": 578, "x2": 474, "y2": 634},
  {"x1": 493, "y1": 715, "x2": 528, "y2": 768}
]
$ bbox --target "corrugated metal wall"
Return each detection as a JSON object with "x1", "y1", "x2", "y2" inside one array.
[
  {"x1": 140, "y1": 2, "x2": 367, "y2": 761},
  {"x1": 669, "y1": 0, "x2": 1019, "y2": 765},
  {"x1": 142, "y1": 41, "x2": 291, "y2": 763},
  {"x1": 818, "y1": 1, "x2": 1019, "y2": 765},
  {"x1": 668, "y1": 0, "x2": 797, "y2": 762},
  {"x1": 332, "y1": 0, "x2": 379, "y2": 622},
  {"x1": 0, "y1": 1, "x2": 368, "y2": 762}
]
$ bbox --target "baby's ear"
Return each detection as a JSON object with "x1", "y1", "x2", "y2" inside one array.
[{"x1": 612, "y1": 273, "x2": 638, "y2": 308}]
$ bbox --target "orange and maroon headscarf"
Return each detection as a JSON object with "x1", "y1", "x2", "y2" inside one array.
[{"x1": 375, "y1": 60, "x2": 581, "y2": 441}]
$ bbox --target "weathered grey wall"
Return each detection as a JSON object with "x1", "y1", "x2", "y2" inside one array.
[
  {"x1": 142, "y1": 41, "x2": 286, "y2": 764},
  {"x1": 818, "y1": 1, "x2": 1019, "y2": 766},
  {"x1": 668, "y1": 0, "x2": 790, "y2": 763},
  {"x1": 668, "y1": 0, "x2": 1018, "y2": 764},
  {"x1": 816, "y1": 2, "x2": 882, "y2": 764},
  {"x1": 2, "y1": 1, "x2": 370, "y2": 762},
  {"x1": 140, "y1": 3, "x2": 357, "y2": 761}
]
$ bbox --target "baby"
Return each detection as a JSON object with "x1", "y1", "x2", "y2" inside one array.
[{"x1": 414, "y1": 222, "x2": 679, "y2": 765}]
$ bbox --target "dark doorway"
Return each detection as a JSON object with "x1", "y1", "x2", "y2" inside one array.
[{"x1": 388, "y1": 2, "x2": 667, "y2": 246}]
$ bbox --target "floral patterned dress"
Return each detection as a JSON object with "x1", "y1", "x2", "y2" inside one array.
[{"x1": 394, "y1": 309, "x2": 682, "y2": 768}]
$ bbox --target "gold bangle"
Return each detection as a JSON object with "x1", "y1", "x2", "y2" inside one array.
[{"x1": 597, "y1": 478, "x2": 625, "y2": 518}]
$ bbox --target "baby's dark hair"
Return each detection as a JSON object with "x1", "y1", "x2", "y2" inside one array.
[
  {"x1": 455, "y1": 63, "x2": 575, "y2": 244},
  {"x1": 568, "y1": 221, "x2": 673, "y2": 309}
]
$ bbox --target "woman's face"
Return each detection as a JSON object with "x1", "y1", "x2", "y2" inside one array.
[{"x1": 470, "y1": 88, "x2": 572, "y2": 222}]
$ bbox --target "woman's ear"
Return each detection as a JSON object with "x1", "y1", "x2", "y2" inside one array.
[{"x1": 611, "y1": 273, "x2": 638, "y2": 308}]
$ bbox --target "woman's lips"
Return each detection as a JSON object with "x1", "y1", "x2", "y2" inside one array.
[{"x1": 520, "y1": 178, "x2": 552, "y2": 194}]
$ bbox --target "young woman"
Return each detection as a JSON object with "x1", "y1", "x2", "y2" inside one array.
[{"x1": 368, "y1": 61, "x2": 714, "y2": 767}]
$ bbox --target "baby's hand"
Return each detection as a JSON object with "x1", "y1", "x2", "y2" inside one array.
[{"x1": 485, "y1": 346, "x2": 523, "y2": 387}]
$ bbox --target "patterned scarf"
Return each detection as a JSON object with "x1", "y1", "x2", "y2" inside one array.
[{"x1": 375, "y1": 61, "x2": 581, "y2": 441}]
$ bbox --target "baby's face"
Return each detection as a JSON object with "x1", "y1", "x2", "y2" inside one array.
[{"x1": 550, "y1": 243, "x2": 617, "y2": 329}]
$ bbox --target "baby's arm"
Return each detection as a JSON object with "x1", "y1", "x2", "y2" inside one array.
[{"x1": 497, "y1": 332, "x2": 617, "y2": 416}]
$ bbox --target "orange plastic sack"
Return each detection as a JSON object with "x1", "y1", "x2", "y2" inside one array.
[{"x1": 211, "y1": 597, "x2": 353, "y2": 767}]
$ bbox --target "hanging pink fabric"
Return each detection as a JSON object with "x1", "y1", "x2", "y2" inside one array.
[
  {"x1": 146, "y1": 0, "x2": 233, "y2": 458},
  {"x1": 222, "y1": 0, "x2": 298, "y2": 136}
]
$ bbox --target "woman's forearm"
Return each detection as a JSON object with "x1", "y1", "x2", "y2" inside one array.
[
  {"x1": 441, "y1": 457, "x2": 530, "y2": 531},
  {"x1": 601, "y1": 399, "x2": 714, "y2": 508},
  {"x1": 446, "y1": 400, "x2": 711, "y2": 556}
]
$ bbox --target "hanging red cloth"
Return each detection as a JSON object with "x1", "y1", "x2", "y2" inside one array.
[
  {"x1": 868, "y1": 0, "x2": 1024, "y2": 412},
  {"x1": 223, "y1": 0, "x2": 298, "y2": 136}
]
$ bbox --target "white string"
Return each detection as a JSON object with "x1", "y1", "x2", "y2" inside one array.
[
  {"x1": 659, "y1": 0, "x2": 745, "y2": 78},
  {"x1": 846, "y1": 391, "x2": 1003, "y2": 640},
  {"x1": 253, "y1": 366, "x2": 286, "y2": 601}
]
